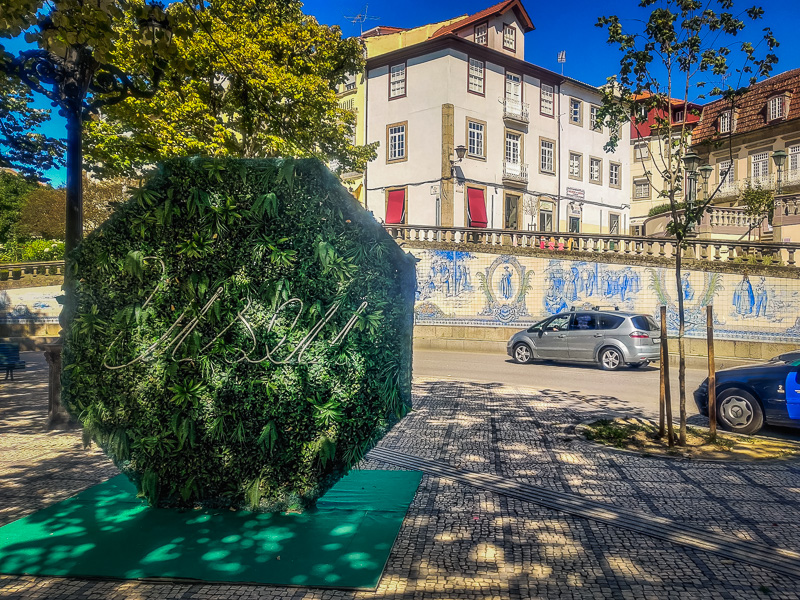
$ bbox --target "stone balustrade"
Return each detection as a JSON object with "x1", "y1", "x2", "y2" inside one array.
[
  {"x1": 383, "y1": 224, "x2": 799, "y2": 268},
  {"x1": 644, "y1": 205, "x2": 762, "y2": 239}
]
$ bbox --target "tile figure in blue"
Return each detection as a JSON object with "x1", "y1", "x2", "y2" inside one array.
[
  {"x1": 418, "y1": 251, "x2": 474, "y2": 300},
  {"x1": 477, "y1": 255, "x2": 532, "y2": 323},
  {"x1": 681, "y1": 272, "x2": 695, "y2": 301},
  {"x1": 500, "y1": 266, "x2": 514, "y2": 300},
  {"x1": 754, "y1": 276, "x2": 768, "y2": 317},
  {"x1": 733, "y1": 274, "x2": 755, "y2": 316}
]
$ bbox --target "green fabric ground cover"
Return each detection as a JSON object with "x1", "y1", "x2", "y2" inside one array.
[{"x1": 0, "y1": 470, "x2": 421, "y2": 590}]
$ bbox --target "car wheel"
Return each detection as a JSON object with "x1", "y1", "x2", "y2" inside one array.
[
  {"x1": 599, "y1": 347, "x2": 623, "y2": 371},
  {"x1": 513, "y1": 343, "x2": 534, "y2": 364},
  {"x1": 716, "y1": 388, "x2": 764, "y2": 435},
  {"x1": 629, "y1": 361, "x2": 649, "y2": 369}
]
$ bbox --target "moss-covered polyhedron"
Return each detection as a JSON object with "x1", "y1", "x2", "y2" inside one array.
[{"x1": 63, "y1": 158, "x2": 415, "y2": 511}]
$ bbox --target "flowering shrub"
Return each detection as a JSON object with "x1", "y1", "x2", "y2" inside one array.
[{"x1": 0, "y1": 239, "x2": 65, "y2": 263}]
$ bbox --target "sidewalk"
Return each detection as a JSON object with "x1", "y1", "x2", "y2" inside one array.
[{"x1": 2, "y1": 353, "x2": 800, "y2": 599}]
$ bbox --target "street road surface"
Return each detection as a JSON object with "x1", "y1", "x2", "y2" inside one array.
[{"x1": 414, "y1": 349, "x2": 709, "y2": 422}]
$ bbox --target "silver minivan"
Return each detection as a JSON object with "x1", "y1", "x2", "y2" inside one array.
[{"x1": 506, "y1": 309, "x2": 661, "y2": 370}]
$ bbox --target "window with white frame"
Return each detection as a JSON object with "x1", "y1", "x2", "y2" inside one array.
[
  {"x1": 768, "y1": 96, "x2": 786, "y2": 121},
  {"x1": 569, "y1": 98, "x2": 582, "y2": 126},
  {"x1": 474, "y1": 23, "x2": 487, "y2": 45},
  {"x1": 568, "y1": 152, "x2": 582, "y2": 179},
  {"x1": 674, "y1": 110, "x2": 684, "y2": 123},
  {"x1": 790, "y1": 145, "x2": 800, "y2": 181},
  {"x1": 540, "y1": 139, "x2": 554, "y2": 173},
  {"x1": 387, "y1": 123, "x2": 406, "y2": 161},
  {"x1": 540, "y1": 84, "x2": 554, "y2": 116},
  {"x1": 589, "y1": 157, "x2": 601, "y2": 183},
  {"x1": 752, "y1": 151, "x2": 769, "y2": 184},
  {"x1": 468, "y1": 58, "x2": 484, "y2": 94},
  {"x1": 503, "y1": 24, "x2": 516, "y2": 50},
  {"x1": 506, "y1": 132, "x2": 521, "y2": 164},
  {"x1": 467, "y1": 120, "x2": 485, "y2": 158},
  {"x1": 634, "y1": 180, "x2": 650, "y2": 199},
  {"x1": 609, "y1": 162, "x2": 621, "y2": 188},
  {"x1": 718, "y1": 159, "x2": 734, "y2": 191},
  {"x1": 719, "y1": 110, "x2": 732, "y2": 133},
  {"x1": 590, "y1": 105, "x2": 602, "y2": 131},
  {"x1": 389, "y1": 64, "x2": 406, "y2": 98},
  {"x1": 634, "y1": 141, "x2": 649, "y2": 161}
]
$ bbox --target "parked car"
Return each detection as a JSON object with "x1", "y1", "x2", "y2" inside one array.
[
  {"x1": 507, "y1": 309, "x2": 661, "y2": 370},
  {"x1": 693, "y1": 352, "x2": 800, "y2": 435}
]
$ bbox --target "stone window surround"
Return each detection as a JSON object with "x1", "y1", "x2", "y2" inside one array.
[
  {"x1": 589, "y1": 156, "x2": 603, "y2": 185},
  {"x1": 503, "y1": 23, "x2": 516, "y2": 51},
  {"x1": 467, "y1": 57, "x2": 485, "y2": 96},
  {"x1": 464, "y1": 183, "x2": 488, "y2": 228},
  {"x1": 609, "y1": 161, "x2": 622, "y2": 189},
  {"x1": 568, "y1": 151, "x2": 583, "y2": 181},
  {"x1": 386, "y1": 121, "x2": 408, "y2": 164},
  {"x1": 608, "y1": 211, "x2": 621, "y2": 234},
  {"x1": 389, "y1": 63, "x2": 406, "y2": 100},
  {"x1": 474, "y1": 22, "x2": 488, "y2": 46},
  {"x1": 466, "y1": 118, "x2": 487, "y2": 160},
  {"x1": 589, "y1": 104, "x2": 602, "y2": 132},
  {"x1": 540, "y1": 83, "x2": 555, "y2": 118},
  {"x1": 504, "y1": 191, "x2": 522, "y2": 230},
  {"x1": 505, "y1": 128, "x2": 524, "y2": 165},
  {"x1": 385, "y1": 186, "x2": 408, "y2": 225},
  {"x1": 634, "y1": 179, "x2": 651, "y2": 199},
  {"x1": 569, "y1": 97, "x2": 583, "y2": 127},
  {"x1": 539, "y1": 136, "x2": 556, "y2": 175}
]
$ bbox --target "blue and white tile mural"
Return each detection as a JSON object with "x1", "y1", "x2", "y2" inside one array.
[{"x1": 412, "y1": 249, "x2": 800, "y2": 343}]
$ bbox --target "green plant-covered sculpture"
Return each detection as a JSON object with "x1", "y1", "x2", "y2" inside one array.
[{"x1": 62, "y1": 158, "x2": 415, "y2": 511}]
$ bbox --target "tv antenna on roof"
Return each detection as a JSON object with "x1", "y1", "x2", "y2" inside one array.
[
  {"x1": 344, "y1": 4, "x2": 380, "y2": 36},
  {"x1": 557, "y1": 51, "x2": 566, "y2": 75}
]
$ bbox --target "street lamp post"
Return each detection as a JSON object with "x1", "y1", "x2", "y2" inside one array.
[
  {"x1": 772, "y1": 149, "x2": 788, "y2": 195},
  {"x1": 682, "y1": 152, "x2": 701, "y2": 234},
  {"x1": 699, "y1": 164, "x2": 714, "y2": 200}
]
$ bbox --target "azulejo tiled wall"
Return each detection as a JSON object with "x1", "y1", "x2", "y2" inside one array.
[{"x1": 413, "y1": 249, "x2": 800, "y2": 343}]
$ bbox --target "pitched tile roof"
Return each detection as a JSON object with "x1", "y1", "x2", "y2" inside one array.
[
  {"x1": 429, "y1": 0, "x2": 534, "y2": 39},
  {"x1": 360, "y1": 26, "x2": 409, "y2": 38},
  {"x1": 692, "y1": 68, "x2": 800, "y2": 144}
]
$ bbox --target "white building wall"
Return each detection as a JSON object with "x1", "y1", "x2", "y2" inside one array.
[
  {"x1": 365, "y1": 47, "x2": 630, "y2": 234},
  {"x1": 558, "y1": 81, "x2": 631, "y2": 234}
]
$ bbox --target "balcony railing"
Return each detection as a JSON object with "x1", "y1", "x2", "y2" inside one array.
[
  {"x1": 502, "y1": 99, "x2": 529, "y2": 124},
  {"x1": 502, "y1": 161, "x2": 528, "y2": 185},
  {"x1": 711, "y1": 170, "x2": 800, "y2": 199},
  {"x1": 382, "y1": 225, "x2": 800, "y2": 268}
]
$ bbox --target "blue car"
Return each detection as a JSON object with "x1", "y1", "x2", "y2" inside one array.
[{"x1": 693, "y1": 352, "x2": 800, "y2": 435}]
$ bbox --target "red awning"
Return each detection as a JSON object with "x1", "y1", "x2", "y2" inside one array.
[
  {"x1": 385, "y1": 189, "x2": 405, "y2": 224},
  {"x1": 467, "y1": 188, "x2": 488, "y2": 228}
]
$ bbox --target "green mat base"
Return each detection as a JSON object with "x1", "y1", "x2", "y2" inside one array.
[{"x1": 0, "y1": 470, "x2": 421, "y2": 590}]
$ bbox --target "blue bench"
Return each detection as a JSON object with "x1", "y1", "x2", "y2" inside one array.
[{"x1": 0, "y1": 343, "x2": 25, "y2": 380}]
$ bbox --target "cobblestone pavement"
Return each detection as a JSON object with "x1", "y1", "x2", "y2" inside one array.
[{"x1": 2, "y1": 354, "x2": 800, "y2": 599}]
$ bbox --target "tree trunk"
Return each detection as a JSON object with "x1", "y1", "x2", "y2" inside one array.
[{"x1": 675, "y1": 246, "x2": 687, "y2": 446}]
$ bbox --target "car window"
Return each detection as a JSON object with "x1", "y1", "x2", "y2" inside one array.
[
  {"x1": 570, "y1": 313, "x2": 597, "y2": 330},
  {"x1": 527, "y1": 317, "x2": 551, "y2": 333},
  {"x1": 631, "y1": 315, "x2": 659, "y2": 331},
  {"x1": 546, "y1": 315, "x2": 571, "y2": 332},
  {"x1": 597, "y1": 314, "x2": 624, "y2": 330}
]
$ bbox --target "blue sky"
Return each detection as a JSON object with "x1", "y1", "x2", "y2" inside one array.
[{"x1": 9, "y1": 0, "x2": 799, "y2": 185}]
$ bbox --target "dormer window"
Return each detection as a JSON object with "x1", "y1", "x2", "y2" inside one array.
[
  {"x1": 719, "y1": 110, "x2": 732, "y2": 133},
  {"x1": 674, "y1": 110, "x2": 684, "y2": 123},
  {"x1": 503, "y1": 24, "x2": 516, "y2": 51},
  {"x1": 474, "y1": 23, "x2": 487, "y2": 45},
  {"x1": 768, "y1": 95, "x2": 786, "y2": 121}
]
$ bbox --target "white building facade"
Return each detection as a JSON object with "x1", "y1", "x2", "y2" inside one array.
[{"x1": 361, "y1": 2, "x2": 630, "y2": 235}]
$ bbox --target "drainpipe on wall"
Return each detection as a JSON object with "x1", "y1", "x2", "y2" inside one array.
[
  {"x1": 364, "y1": 66, "x2": 369, "y2": 211},
  {"x1": 556, "y1": 82, "x2": 562, "y2": 233}
]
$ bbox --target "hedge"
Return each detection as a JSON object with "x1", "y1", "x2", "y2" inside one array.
[{"x1": 62, "y1": 158, "x2": 415, "y2": 512}]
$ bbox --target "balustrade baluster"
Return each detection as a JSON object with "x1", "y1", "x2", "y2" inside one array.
[{"x1": 788, "y1": 249, "x2": 796, "y2": 266}]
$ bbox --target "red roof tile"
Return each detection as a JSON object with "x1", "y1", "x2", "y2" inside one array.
[
  {"x1": 429, "y1": 0, "x2": 534, "y2": 39},
  {"x1": 692, "y1": 68, "x2": 800, "y2": 144},
  {"x1": 360, "y1": 26, "x2": 408, "y2": 38}
]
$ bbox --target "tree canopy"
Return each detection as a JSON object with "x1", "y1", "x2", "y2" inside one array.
[{"x1": 84, "y1": 0, "x2": 375, "y2": 178}]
